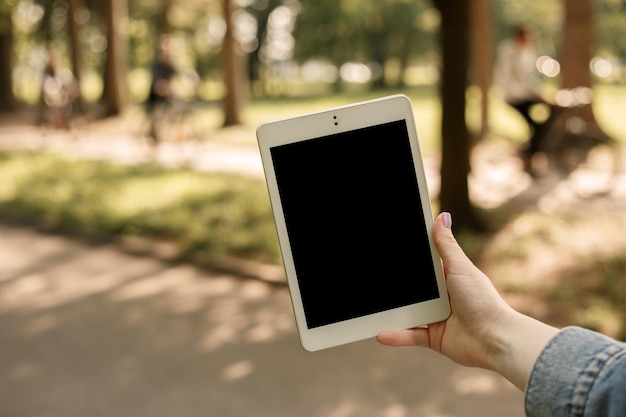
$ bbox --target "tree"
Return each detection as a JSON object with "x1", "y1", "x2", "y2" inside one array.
[
  {"x1": 432, "y1": 0, "x2": 480, "y2": 230},
  {"x1": 0, "y1": 4, "x2": 15, "y2": 113},
  {"x1": 101, "y1": 0, "x2": 129, "y2": 116},
  {"x1": 560, "y1": 0, "x2": 606, "y2": 135},
  {"x1": 67, "y1": 0, "x2": 86, "y2": 113},
  {"x1": 221, "y1": 0, "x2": 246, "y2": 126},
  {"x1": 158, "y1": 0, "x2": 173, "y2": 35},
  {"x1": 470, "y1": 0, "x2": 492, "y2": 139},
  {"x1": 246, "y1": 0, "x2": 284, "y2": 95}
]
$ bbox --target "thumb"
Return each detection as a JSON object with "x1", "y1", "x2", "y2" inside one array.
[{"x1": 433, "y1": 212, "x2": 477, "y2": 275}]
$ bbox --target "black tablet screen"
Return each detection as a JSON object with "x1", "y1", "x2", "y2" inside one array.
[{"x1": 270, "y1": 120, "x2": 439, "y2": 329}]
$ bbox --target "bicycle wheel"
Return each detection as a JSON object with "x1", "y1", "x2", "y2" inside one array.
[
  {"x1": 540, "y1": 110, "x2": 622, "y2": 197},
  {"x1": 563, "y1": 137, "x2": 622, "y2": 198}
]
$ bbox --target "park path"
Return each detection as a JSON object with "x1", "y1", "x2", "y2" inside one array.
[
  {"x1": 0, "y1": 113, "x2": 528, "y2": 417},
  {"x1": 5, "y1": 110, "x2": 623, "y2": 215},
  {"x1": 0, "y1": 114, "x2": 266, "y2": 178},
  {"x1": 0, "y1": 222, "x2": 525, "y2": 417},
  {"x1": 0, "y1": 113, "x2": 447, "y2": 199}
]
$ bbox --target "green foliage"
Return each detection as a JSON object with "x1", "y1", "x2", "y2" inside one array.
[
  {"x1": 596, "y1": 0, "x2": 626, "y2": 59},
  {"x1": 292, "y1": 0, "x2": 438, "y2": 86},
  {"x1": 493, "y1": 0, "x2": 563, "y2": 54},
  {"x1": 0, "y1": 151, "x2": 281, "y2": 263},
  {"x1": 6, "y1": 0, "x2": 626, "y2": 105}
]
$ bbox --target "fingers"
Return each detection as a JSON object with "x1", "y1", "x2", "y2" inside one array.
[{"x1": 376, "y1": 328, "x2": 430, "y2": 347}]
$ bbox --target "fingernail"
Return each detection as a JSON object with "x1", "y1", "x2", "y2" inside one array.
[{"x1": 442, "y1": 212, "x2": 452, "y2": 229}]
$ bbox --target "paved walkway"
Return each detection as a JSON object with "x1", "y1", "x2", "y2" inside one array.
[
  {"x1": 3, "y1": 112, "x2": 623, "y2": 214},
  {"x1": 4, "y1": 111, "x2": 623, "y2": 417},
  {"x1": 0, "y1": 223, "x2": 525, "y2": 417},
  {"x1": 0, "y1": 114, "x2": 266, "y2": 178}
]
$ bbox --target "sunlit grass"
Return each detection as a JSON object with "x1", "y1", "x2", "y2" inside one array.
[
  {"x1": 129, "y1": 85, "x2": 442, "y2": 150},
  {"x1": 594, "y1": 84, "x2": 626, "y2": 141},
  {"x1": 480, "y1": 208, "x2": 626, "y2": 340},
  {"x1": 0, "y1": 151, "x2": 281, "y2": 264},
  {"x1": 191, "y1": 83, "x2": 626, "y2": 154}
]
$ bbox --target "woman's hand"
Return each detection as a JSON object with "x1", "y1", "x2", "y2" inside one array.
[{"x1": 377, "y1": 212, "x2": 558, "y2": 391}]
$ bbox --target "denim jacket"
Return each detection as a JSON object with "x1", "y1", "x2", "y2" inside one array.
[{"x1": 526, "y1": 326, "x2": 626, "y2": 417}]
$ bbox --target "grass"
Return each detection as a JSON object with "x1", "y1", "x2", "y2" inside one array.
[
  {"x1": 117, "y1": 85, "x2": 445, "y2": 152},
  {"x1": 119, "y1": 83, "x2": 626, "y2": 152},
  {"x1": 478, "y1": 207, "x2": 626, "y2": 340},
  {"x1": 0, "y1": 151, "x2": 282, "y2": 264}
]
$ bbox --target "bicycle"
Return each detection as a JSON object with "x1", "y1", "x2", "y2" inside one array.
[
  {"x1": 540, "y1": 96, "x2": 621, "y2": 198},
  {"x1": 471, "y1": 90, "x2": 622, "y2": 203},
  {"x1": 147, "y1": 99, "x2": 200, "y2": 144}
]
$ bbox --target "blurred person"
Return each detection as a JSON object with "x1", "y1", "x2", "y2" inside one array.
[
  {"x1": 37, "y1": 54, "x2": 77, "y2": 129},
  {"x1": 494, "y1": 25, "x2": 559, "y2": 174},
  {"x1": 377, "y1": 212, "x2": 626, "y2": 417},
  {"x1": 146, "y1": 39, "x2": 177, "y2": 144}
]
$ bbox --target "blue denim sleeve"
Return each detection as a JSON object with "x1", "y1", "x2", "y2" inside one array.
[{"x1": 525, "y1": 326, "x2": 626, "y2": 417}]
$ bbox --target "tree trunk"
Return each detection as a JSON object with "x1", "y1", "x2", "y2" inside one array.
[
  {"x1": 0, "y1": 15, "x2": 15, "y2": 113},
  {"x1": 222, "y1": 0, "x2": 244, "y2": 126},
  {"x1": 101, "y1": 0, "x2": 129, "y2": 116},
  {"x1": 561, "y1": 0, "x2": 609, "y2": 138},
  {"x1": 470, "y1": 0, "x2": 492, "y2": 140},
  {"x1": 433, "y1": 0, "x2": 480, "y2": 231},
  {"x1": 67, "y1": 0, "x2": 85, "y2": 113},
  {"x1": 159, "y1": 0, "x2": 172, "y2": 35}
]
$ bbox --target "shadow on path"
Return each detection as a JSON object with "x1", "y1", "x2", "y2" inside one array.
[{"x1": 0, "y1": 224, "x2": 525, "y2": 417}]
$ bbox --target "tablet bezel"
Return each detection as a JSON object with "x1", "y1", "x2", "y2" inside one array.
[{"x1": 256, "y1": 94, "x2": 450, "y2": 351}]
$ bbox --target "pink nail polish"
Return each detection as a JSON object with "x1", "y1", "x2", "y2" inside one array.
[{"x1": 442, "y1": 212, "x2": 452, "y2": 229}]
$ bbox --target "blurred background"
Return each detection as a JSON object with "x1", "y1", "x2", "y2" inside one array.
[{"x1": 1, "y1": 0, "x2": 626, "y2": 416}]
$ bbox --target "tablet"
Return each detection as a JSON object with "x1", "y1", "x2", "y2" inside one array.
[{"x1": 256, "y1": 94, "x2": 450, "y2": 351}]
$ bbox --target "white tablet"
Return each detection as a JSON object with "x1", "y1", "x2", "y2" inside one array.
[{"x1": 256, "y1": 94, "x2": 450, "y2": 351}]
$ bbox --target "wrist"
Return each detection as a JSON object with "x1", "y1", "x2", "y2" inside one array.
[{"x1": 485, "y1": 310, "x2": 559, "y2": 391}]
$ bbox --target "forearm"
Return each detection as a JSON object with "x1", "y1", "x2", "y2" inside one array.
[{"x1": 484, "y1": 310, "x2": 559, "y2": 391}]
